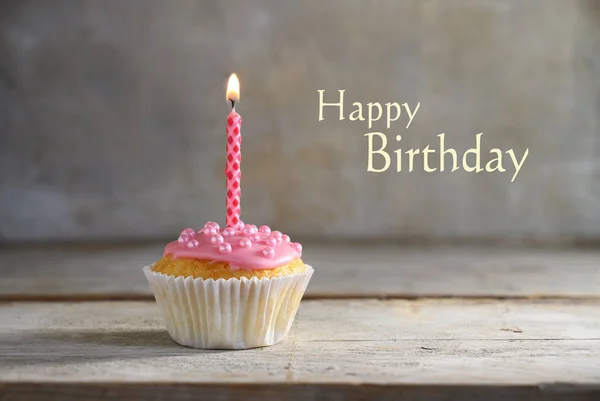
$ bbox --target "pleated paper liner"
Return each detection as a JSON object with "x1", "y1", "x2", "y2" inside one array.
[{"x1": 143, "y1": 265, "x2": 314, "y2": 349}]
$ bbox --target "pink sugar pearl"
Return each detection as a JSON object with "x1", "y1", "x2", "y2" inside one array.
[
  {"x1": 210, "y1": 234, "x2": 224, "y2": 246},
  {"x1": 203, "y1": 226, "x2": 218, "y2": 236},
  {"x1": 261, "y1": 246, "x2": 275, "y2": 258},
  {"x1": 258, "y1": 225, "x2": 271, "y2": 234},
  {"x1": 264, "y1": 237, "x2": 277, "y2": 247},
  {"x1": 243, "y1": 225, "x2": 258, "y2": 235},
  {"x1": 239, "y1": 237, "x2": 252, "y2": 249},
  {"x1": 181, "y1": 228, "x2": 196, "y2": 236},
  {"x1": 204, "y1": 221, "x2": 219, "y2": 229},
  {"x1": 178, "y1": 234, "x2": 190, "y2": 244},
  {"x1": 290, "y1": 242, "x2": 302, "y2": 253},
  {"x1": 222, "y1": 227, "x2": 236, "y2": 237},
  {"x1": 282, "y1": 234, "x2": 290, "y2": 243},
  {"x1": 187, "y1": 239, "x2": 200, "y2": 248},
  {"x1": 271, "y1": 230, "x2": 282, "y2": 239},
  {"x1": 249, "y1": 233, "x2": 261, "y2": 242},
  {"x1": 218, "y1": 243, "x2": 232, "y2": 254}
]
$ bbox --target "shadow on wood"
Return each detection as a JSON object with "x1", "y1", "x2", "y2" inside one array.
[{"x1": 1, "y1": 328, "x2": 228, "y2": 367}]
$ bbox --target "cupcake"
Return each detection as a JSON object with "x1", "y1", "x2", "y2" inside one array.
[
  {"x1": 144, "y1": 73, "x2": 312, "y2": 349},
  {"x1": 143, "y1": 222, "x2": 313, "y2": 349}
]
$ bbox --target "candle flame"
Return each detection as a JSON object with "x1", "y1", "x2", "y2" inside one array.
[{"x1": 226, "y1": 73, "x2": 240, "y2": 102}]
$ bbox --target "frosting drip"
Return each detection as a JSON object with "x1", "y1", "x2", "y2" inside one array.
[{"x1": 164, "y1": 222, "x2": 302, "y2": 270}]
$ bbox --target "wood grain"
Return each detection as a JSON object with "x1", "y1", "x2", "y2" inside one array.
[
  {"x1": 1, "y1": 300, "x2": 599, "y2": 384},
  {"x1": 1, "y1": 244, "x2": 600, "y2": 299}
]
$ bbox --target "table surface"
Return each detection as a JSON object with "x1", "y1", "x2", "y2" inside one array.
[{"x1": 1, "y1": 244, "x2": 599, "y2": 400}]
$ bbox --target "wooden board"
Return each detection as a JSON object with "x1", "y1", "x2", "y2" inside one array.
[
  {"x1": 1, "y1": 244, "x2": 600, "y2": 300},
  {"x1": 1, "y1": 299, "x2": 599, "y2": 401}
]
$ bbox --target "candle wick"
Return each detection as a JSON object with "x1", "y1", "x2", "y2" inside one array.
[{"x1": 230, "y1": 99, "x2": 235, "y2": 110}]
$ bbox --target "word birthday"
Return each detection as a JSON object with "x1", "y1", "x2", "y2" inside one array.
[{"x1": 318, "y1": 90, "x2": 529, "y2": 182}]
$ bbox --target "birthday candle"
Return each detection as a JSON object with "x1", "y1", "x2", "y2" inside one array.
[{"x1": 225, "y1": 74, "x2": 242, "y2": 228}]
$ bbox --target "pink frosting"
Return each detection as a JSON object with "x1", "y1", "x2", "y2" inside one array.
[{"x1": 164, "y1": 222, "x2": 302, "y2": 271}]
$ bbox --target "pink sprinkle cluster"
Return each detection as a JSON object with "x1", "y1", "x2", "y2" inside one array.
[{"x1": 176, "y1": 221, "x2": 302, "y2": 259}]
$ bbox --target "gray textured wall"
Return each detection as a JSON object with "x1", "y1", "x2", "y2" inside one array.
[{"x1": 1, "y1": 0, "x2": 599, "y2": 242}]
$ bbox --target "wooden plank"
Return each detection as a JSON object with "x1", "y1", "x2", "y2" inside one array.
[
  {"x1": 1, "y1": 244, "x2": 600, "y2": 299},
  {"x1": 0, "y1": 300, "x2": 599, "y2": 390},
  {"x1": 7, "y1": 382, "x2": 600, "y2": 401},
  {"x1": 3, "y1": 383, "x2": 600, "y2": 401}
]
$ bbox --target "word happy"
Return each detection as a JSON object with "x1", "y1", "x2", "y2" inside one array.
[{"x1": 318, "y1": 90, "x2": 529, "y2": 182}]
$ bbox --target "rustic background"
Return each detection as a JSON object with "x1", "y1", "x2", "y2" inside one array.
[{"x1": 1, "y1": 0, "x2": 599, "y2": 243}]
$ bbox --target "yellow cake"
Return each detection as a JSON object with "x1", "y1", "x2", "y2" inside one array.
[{"x1": 153, "y1": 255, "x2": 308, "y2": 280}]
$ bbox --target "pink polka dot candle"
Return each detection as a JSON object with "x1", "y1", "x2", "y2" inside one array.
[{"x1": 225, "y1": 73, "x2": 242, "y2": 229}]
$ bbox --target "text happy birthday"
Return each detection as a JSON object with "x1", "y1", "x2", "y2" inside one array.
[{"x1": 318, "y1": 90, "x2": 529, "y2": 182}]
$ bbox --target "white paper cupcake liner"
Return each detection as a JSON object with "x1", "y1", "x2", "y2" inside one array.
[{"x1": 143, "y1": 265, "x2": 314, "y2": 349}]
